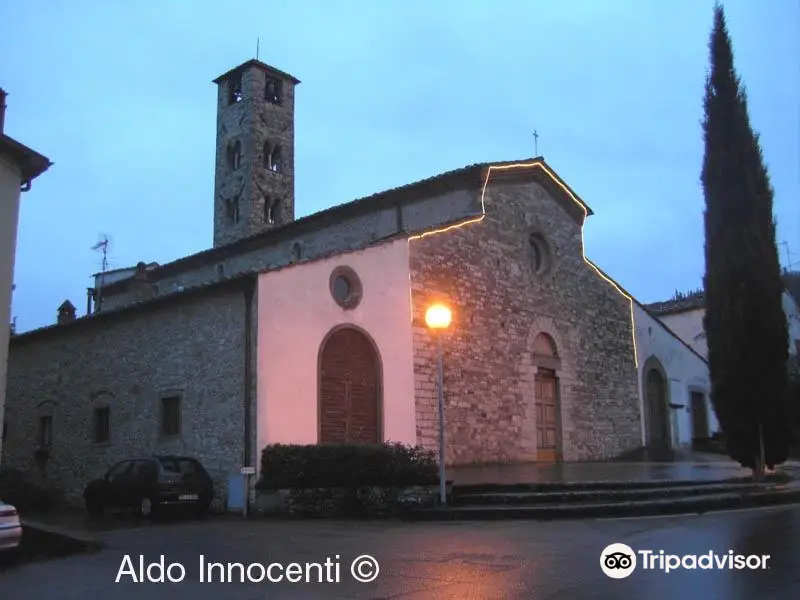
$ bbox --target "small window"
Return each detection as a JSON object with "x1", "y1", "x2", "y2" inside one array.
[
  {"x1": 227, "y1": 141, "x2": 242, "y2": 171},
  {"x1": 93, "y1": 407, "x2": 110, "y2": 443},
  {"x1": 291, "y1": 242, "x2": 302, "y2": 261},
  {"x1": 38, "y1": 415, "x2": 53, "y2": 447},
  {"x1": 228, "y1": 73, "x2": 243, "y2": 105},
  {"x1": 226, "y1": 198, "x2": 240, "y2": 224},
  {"x1": 264, "y1": 142, "x2": 282, "y2": 173},
  {"x1": 265, "y1": 76, "x2": 282, "y2": 105},
  {"x1": 528, "y1": 233, "x2": 552, "y2": 275},
  {"x1": 264, "y1": 196, "x2": 280, "y2": 224},
  {"x1": 160, "y1": 396, "x2": 181, "y2": 437}
]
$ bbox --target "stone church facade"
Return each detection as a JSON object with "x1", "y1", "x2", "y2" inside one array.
[{"x1": 2, "y1": 59, "x2": 694, "y2": 506}]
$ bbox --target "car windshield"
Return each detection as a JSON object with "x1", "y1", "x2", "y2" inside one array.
[{"x1": 158, "y1": 457, "x2": 202, "y2": 476}]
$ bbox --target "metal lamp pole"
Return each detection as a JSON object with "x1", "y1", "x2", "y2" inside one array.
[{"x1": 435, "y1": 333, "x2": 446, "y2": 506}]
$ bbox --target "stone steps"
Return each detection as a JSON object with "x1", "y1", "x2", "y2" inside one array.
[
  {"x1": 453, "y1": 482, "x2": 765, "y2": 506},
  {"x1": 453, "y1": 476, "x2": 753, "y2": 495},
  {"x1": 406, "y1": 480, "x2": 800, "y2": 521}
]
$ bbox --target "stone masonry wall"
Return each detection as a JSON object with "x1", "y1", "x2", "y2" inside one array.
[
  {"x1": 99, "y1": 189, "x2": 478, "y2": 314},
  {"x1": 409, "y1": 179, "x2": 641, "y2": 464},
  {"x1": 2, "y1": 284, "x2": 251, "y2": 508}
]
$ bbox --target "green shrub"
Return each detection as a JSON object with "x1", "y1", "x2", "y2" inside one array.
[
  {"x1": 0, "y1": 468, "x2": 61, "y2": 513},
  {"x1": 256, "y1": 442, "x2": 438, "y2": 491}
]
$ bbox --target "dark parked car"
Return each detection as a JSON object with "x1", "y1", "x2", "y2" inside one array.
[{"x1": 83, "y1": 455, "x2": 214, "y2": 518}]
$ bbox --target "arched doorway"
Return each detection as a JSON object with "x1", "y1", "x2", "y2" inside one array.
[
  {"x1": 318, "y1": 326, "x2": 381, "y2": 444},
  {"x1": 643, "y1": 360, "x2": 670, "y2": 451},
  {"x1": 533, "y1": 333, "x2": 562, "y2": 462}
]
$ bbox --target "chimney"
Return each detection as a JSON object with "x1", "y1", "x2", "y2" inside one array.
[
  {"x1": 0, "y1": 88, "x2": 6, "y2": 134},
  {"x1": 57, "y1": 300, "x2": 77, "y2": 325}
]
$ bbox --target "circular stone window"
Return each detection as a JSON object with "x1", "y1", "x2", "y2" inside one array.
[
  {"x1": 528, "y1": 233, "x2": 552, "y2": 275},
  {"x1": 329, "y1": 266, "x2": 363, "y2": 310}
]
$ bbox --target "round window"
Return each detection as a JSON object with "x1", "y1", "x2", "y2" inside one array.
[
  {"x1": 329, "y1": 266, "x2": 362, "y2": 309},
  {"x1": 332, "y1": 275, "x2": 351, "y2": 302}
]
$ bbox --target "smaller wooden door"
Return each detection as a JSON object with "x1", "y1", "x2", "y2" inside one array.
[
  {"x1": 535, "y1": 370, "x2": 561, "y2": 462},
  {"x1": 690, "y1": 391, "x2": 709, "y2": 440}
]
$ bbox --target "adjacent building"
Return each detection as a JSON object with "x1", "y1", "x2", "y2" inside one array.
[{"x1": 0, "y1": 89, "x2": 51, "y2": 466}]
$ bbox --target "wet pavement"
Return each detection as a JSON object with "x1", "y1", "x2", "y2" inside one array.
[{"x1": 2, "y1": 505, "x2": 798, "y2": 599}]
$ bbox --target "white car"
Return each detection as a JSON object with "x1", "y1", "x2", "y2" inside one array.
[{"x1": 0, "y1": 501, "x2": 21, "y2": 551}]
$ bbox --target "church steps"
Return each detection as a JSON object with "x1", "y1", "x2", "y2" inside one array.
[
  {"x1": 452, "y1": 482, "x2": 765, "y2": 506},
  {"x1": 406, "y1": 484, "x2": 800, "y2": 521},
  {"x1": 452, "y1": 476, "x2": 753, "y2": 495}
]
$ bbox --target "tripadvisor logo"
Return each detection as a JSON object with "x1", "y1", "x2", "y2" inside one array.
[
  {"x1": 600, "y1": 543, "x2": 771, "y2": 577},
  {"x1": 600, "y1": 543, "x2": 636, "y2": 579}
]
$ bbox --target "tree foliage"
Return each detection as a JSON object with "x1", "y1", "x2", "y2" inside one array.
[{"x1": 701, "y1": 5, "x2": 790, "y2": 471}]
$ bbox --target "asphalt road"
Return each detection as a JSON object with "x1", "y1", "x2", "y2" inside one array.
[{"x1": 1, "y1": 505, "x2": 798, "y2": 600}]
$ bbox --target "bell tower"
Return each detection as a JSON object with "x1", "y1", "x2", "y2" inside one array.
[{"x1": 212, "y1": 60, "x2": 300, "y2": 247}]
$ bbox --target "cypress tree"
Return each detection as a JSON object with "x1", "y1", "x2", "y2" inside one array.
[{"x1": 701, "y1": 5, "x2": 790, "y2": 476}]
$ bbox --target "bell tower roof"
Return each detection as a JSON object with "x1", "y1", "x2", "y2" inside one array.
[{"x1": 212, "y1": 59, "x2": 300, "y2": 85}]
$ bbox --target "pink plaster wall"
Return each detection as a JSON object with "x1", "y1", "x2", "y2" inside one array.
[{"x1": 256, "y1": 238, "x2": 416, "y2": 457}]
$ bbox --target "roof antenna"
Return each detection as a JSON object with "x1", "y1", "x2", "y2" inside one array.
[{"x1": 256, "y1": 37, "x2": 259, "y2": 61}]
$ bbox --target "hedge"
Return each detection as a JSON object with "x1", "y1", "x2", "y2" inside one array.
[{"x1": 256, "y1": 443, "x2": 438, "y2": 490}]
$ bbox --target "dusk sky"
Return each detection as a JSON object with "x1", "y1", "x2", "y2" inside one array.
[{"x1": 2, "y1": 0, "x2": 798, "y2": 332}]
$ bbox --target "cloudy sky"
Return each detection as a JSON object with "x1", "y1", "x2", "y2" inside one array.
[{"x1": 2, "y1": 0, "x2": 798, "y2": 332}]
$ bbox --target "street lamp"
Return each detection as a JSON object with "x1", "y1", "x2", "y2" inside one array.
[{"x1": 425, "y1": 303, "x2": 452, "y2": 506}]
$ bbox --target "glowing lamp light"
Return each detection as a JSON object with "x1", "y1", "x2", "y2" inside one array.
[{"x1": 425, "y1": 304, "x2": 452, "y2": 330}]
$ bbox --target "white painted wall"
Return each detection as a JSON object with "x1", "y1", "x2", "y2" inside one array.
[
  {"x1": 634, "y1": 303, "x2": 719, "y2": 448},
  {"x1": 0, "y1": 154, "x2": 22, "y2": 467},
  {"x1": 657, "y1": 308, "x2": 707, "y2": 358},
  {"x1": 256, "y1": 238, "x2": 416, "y2": 471},
  {"x1": 782, "y1": 292, "x2": 800, "y2": 356},
  {"x1": 659, "y1": 292, "x2": 800, "y2": 360}
]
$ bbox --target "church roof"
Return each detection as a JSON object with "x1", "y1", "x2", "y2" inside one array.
[
  {"x1": 645, "y1": 293, "x2": 706, "y2": 316},
  {"x1": 100, "y1": 157, "x2": 593, "y2": 294},
  {"x1": 646, "y1": 272, "x2": 800, "y2": 316}
]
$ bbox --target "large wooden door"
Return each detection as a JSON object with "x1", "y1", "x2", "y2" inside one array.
[
  {"x1": 690, "y1": 391, "x2": 709, "y2": 440},
  {"x1": 319, "y1": 327, "x2": 380, "y2": 444},
  {"x1": 535, "y1": 369, "x2": 561, "y2": 462}
]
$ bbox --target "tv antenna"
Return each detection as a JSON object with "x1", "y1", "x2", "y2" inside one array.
[
  {"x1": 780, "y1": 241, "x2": 794, "y2": 271},
  {"x1": 92, "y1": 234, "x2": 110, "y2": 272}
]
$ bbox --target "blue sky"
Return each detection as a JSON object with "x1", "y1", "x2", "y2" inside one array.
[{"x1": 2, "y1": 0, "x2": 798, "y2": 332}]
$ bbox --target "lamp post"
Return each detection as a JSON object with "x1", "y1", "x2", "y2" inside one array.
[{"x1": 424, "y1": 303, "x2": 452, "y2": 506}]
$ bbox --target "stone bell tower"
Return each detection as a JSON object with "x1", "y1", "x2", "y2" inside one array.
[{"x1": 212, "y1": 59, "x2": 300, "y2": 247}]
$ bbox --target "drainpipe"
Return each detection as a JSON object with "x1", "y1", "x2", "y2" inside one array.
[{"x1": 243, "y1": 275, "x2": 256, "y2": 467}]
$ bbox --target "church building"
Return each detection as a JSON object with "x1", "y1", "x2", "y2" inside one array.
[{"x1": 2, "y1": 60, "x2": 715, "y2": 506}]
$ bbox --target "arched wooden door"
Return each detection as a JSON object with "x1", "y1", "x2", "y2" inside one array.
[{"x1": 318, "y1": 327, "x2": 381, "y2": 444}]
